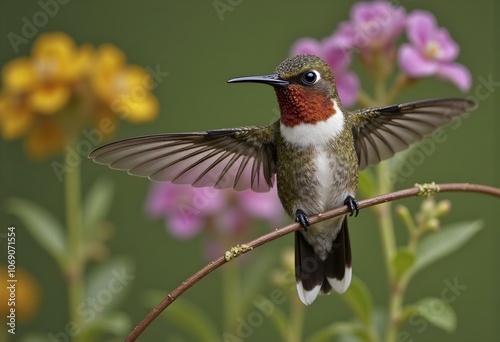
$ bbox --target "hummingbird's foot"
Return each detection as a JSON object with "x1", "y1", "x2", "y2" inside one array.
[
  {"x1": 344, "y1": 195, "x2": 359, "y2": 217},
  {"x1": 295, "y1": 209, "x2": 310, "y2": 231}
]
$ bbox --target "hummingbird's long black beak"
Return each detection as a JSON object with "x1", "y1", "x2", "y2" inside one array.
[{"x1": 227, "y1": 73, "x2": 289, "y2": 87}]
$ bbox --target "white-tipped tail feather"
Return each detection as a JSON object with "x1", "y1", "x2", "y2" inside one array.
[
  {"x1": 297, "y1": 282, "x2": 322, "y2": 306},
  {"x1": 328, "y1": 266, "x2": 352, "y2": 294},
  {"x1": 295, "y1": 217, "x2": 352, "y2": 305}
]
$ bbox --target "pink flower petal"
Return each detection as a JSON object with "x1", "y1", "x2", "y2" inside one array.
[
  {"x1": 236, "y1": 187, "x2": 284, "y2": 226},
  {"x1": 407, "y1": 10, "x2": 437, "y2": 51},
  {"x1": 330, "y1": 21, "x2": 355, "y2": 50},
  {"x1": 290, "y1": 38, "x2": 323, "y2": 57},
  {"x1": 190, "y1": 187, "x2": 226, "y2": 214},
  {"x1": 323, "y1": 38, "x2": 351, "y2": 73},
  {"x1": 434, "y1": 28, "x2": 459, "y2": 61},
  {"x1": 215, "y1": 206, "x2": 248, "y2": 233},
  {"x1": 436, "y1": 63, "x2": 472, "y2": 92},
  {"x1": 398, "y1": 44, "x2": 438, "y2": 77},
  {"x1": 336, "y1": 72, "x2": 359, "y2": 108},
  {"x1": 168, "y1": 213, "x2": 203, "y2": 239},
  {"x1": 145, "y1": 183, "x2": 178, "y2": 217},
  {"x1": 350, "y1": 1, "x2": 406, "y2": 50}
]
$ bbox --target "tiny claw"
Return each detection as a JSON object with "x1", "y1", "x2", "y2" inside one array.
[
  {"x1": 344, "y1": 195, "x2": 359, "y2": 217},
  {"x1": 295, "y1": 209, "x2": 310, "y2": 231}
]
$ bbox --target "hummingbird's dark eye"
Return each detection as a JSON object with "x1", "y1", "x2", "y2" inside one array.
[{"x1": 301, "y1": 70, "x2": 320, "y2": 85}]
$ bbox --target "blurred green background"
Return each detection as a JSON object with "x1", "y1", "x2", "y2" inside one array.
[{"x1": 0, "y1": 0, "x2": 498, "y2": 341}]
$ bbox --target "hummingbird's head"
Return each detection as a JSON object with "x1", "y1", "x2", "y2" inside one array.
[{"x1": 228, "y1": 54, "x2": 341, "y2": 127}]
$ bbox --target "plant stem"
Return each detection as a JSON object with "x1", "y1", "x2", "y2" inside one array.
[
  {"x1": 375, "y1": 161, "x2": 397, "y2": 277},
  {"x1": 386, "y1": 278, "x2": 406, "y2": 342},
  {"x1": 372, "y1": 67, "x2": 403, "y2": 342},
  {"x1": 288, "y1": 297, "x2": 305, "y2": 342},
  {"x1": 386, "y1": 73, "x2": 416, "y2": 105},
  {"x1": 372, "y1": 67, "x2": 397, "y2": 280},
  {"x1": 65, "y1": 138, "x2": 84, "y2": 342},
  {"x1": 222, "y1": 260, "x2": 241, "y2": 334},
  {"x1": 375, "y1": 161, "x2": 402, "y2": 342}
]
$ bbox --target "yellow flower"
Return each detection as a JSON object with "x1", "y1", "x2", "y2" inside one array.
[
  {"x1": 111, "y1": 66, "x2": 159, "y2": 123},
  {"x1": 29, "y1": 84, "x2": 70, "y2": 115},
  {"x1": 0, "y1": 32, "x2": 159, "y2": 160},
  {"x1": 2, "y1": 58, "x2": 36, "y2": 93},
  {"x1": 31, "y1": 32, "x2": 77, "y2": 83},
  {"x1": 91, "y1": 44, "x2": 126, "y2": 103},
  {"x1": 0, "y1": 266, "x2": 41, "y2": 323},
  {"x1": 92, "y1": 45, "x2": 158, "y2": 123}
]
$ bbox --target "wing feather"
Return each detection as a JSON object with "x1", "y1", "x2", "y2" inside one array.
[
  {"x1": 89, "y1": 126, "x2": 277, "y2": 192},
  {"x1": 350, "y1": 98, "x2": 475, "y2": 169}
]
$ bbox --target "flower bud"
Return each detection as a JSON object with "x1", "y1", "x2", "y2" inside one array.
[
  {"x1": 426, "y1": 218, "x2": 440, "y2": 231},
  {"x1": 395, "y1": 205, "x2": 410, "y2": 219},
  {"x1": 436, "y1": 200, "x2": 452, "y2": 217},
  {"x1": 420, "y1": 197, "x2": 436, "y2": 215}
]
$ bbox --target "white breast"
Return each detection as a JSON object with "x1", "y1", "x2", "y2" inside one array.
[
  {"x1": 279, "y1": 100, "x2": 345, "y2": 147},
  {"x1": 314, "y1": 146, "x2": 333, "y2": 208}
]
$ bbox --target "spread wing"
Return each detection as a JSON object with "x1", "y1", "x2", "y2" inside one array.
[
  {"x1": 350, "y1": 98, "x2": 475, "y2": 170},
  {"x1": 88, "y1": 126, "x2": 277, "y2": 192}
]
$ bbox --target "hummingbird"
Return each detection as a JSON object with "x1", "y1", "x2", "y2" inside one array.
[{"x1": 89, "y1": 54, "x2": 474, "y2": 305}]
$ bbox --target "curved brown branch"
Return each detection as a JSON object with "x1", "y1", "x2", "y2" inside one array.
[{"x1": 125, "y1": 182, "x2": 500, "y2": 342}]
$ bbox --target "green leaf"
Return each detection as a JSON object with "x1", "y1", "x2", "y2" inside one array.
[
  {"x1": 6, "y1": 198, "x2": 67, "y2": 268},
  {"x1": 415, "y1": 297, "x2": 457, "y2": 332},
  {"x1": 392, "y1": 248, "x2": 416, "y2": 278},
  {"x1": 342, "y1": 276, "x2": 373, "y2": 325},
  {"x1": 146, "y1": 292, "x2": 220, "y2": 342},
  {"x1": 413, "y1": 221, "x2": 483, "y2": 274},
  {"x1": 86, "y1": 256, "x2": 135, "y2": 316},
  {"x1": 83, "y1": 177, "x2": 114, "y2": 238},
  {"x1": 358, "y1": 169, "x2": 376, "y2": 199},
  {"x1": 306, "y1": 321, "x2": 367, "y2": 342}
]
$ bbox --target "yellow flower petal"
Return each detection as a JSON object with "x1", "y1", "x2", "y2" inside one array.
[
  {"x1": 2, "y1": 57, "x2": 36, "y2": 93},
  {"x1": 118, "y1": 67, "x2": 158, "y2": 122},
  {"x1": 91, "y1": 44, "x2": 127, "y2": 102},
  {"x1": 121, "y1": 93, "x2": 159, "y2": 123},
  {"x1": 67, "y1": 44, "x2": 94, "y2": 82},
  {"x1": 0, "y1": 96, "x2": 34, "y2": 140},
  {"x1": 110, "y1": 65, "x2": 150, "y2": 98},
  {"x1": 94, "y1": 44, "x2": 126, "y2": 71},
  {"x1": 121, "y1": 65, "x2": 151, "y2": 88},
  {"x1": 25, "y1": 119, "x2": 65, "y2": 159},
  {"x1": 32, "y1": 32, "x2": 76, "y2": 82},
  {"x1": 29, "y1": 85, "x2": 71, "y2": 115}
]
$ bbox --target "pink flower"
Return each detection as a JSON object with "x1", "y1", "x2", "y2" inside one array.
[
  {"x1": 145, "y1": 183, "x2": 284, "y2": 240},
  {"x1": 234, "y1": 188, "x2": 284, "y2": 227},
  {"x1": 291, "y1": 37, "x2": 359, "y2": 107},
  {"x1": 398, "y1": 10, "x2": 471, "y2": 91},
  {"x1": 344, "y1": 0, "x2": 406, "y2": 52},
  {"x1": 146, "y1": 183, "x2": 225, "y2": 239}
]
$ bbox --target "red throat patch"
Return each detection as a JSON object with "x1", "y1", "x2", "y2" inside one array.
[{"x1": 276, "y1": 85, "x2": 336, "y2": 127}]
